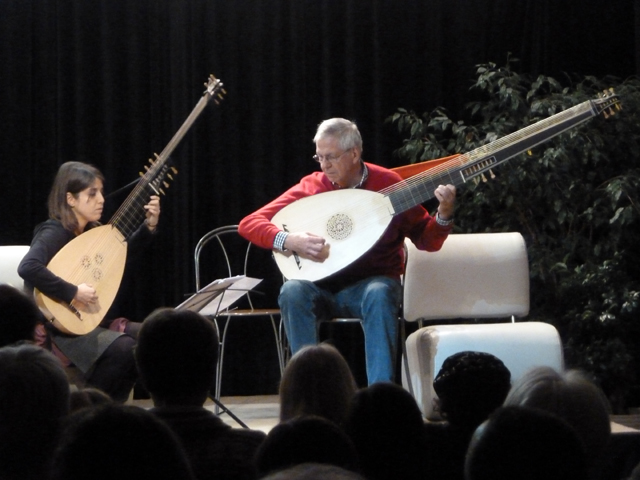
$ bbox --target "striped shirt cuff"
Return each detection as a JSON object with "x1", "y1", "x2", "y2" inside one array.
[
  {"x1": 436, "y1": 212, "x2": 454, "y2": 226},
  {"x1": 274, "y1": 231, "x2": 289, "y2": 251}
]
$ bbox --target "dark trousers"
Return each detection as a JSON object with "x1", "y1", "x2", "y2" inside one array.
[{"x1": 86, "y1": 322, "x2": 141, "y2": 403}]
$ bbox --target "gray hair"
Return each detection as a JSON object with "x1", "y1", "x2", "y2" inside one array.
[
  {"x1": 504, "y1": 366, "x2": 611, "y2": 472},
  {"x1": 313, "y1": 118, "x2": 363, "y2": 151}
]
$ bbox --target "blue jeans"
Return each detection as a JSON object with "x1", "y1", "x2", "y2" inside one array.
[{"x1": 279, "y1": 276, "x2": 402, "y2": 384}]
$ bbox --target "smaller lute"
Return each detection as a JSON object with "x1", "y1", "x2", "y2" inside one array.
[{"x1": 36, "y1": 75, "x2": 226, "y2": 335}]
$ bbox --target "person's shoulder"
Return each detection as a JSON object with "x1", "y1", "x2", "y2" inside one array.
[
  {"x1": 222, "y1": 423, "x2": 268, "y2": 442},
  {"x1": 299, "y1": 170, "x2": 330, "y2": 185},
  {"x1": 293, "y1": 171, "x2": 332, "y2": 194},
  {"x1": 35, "y1": 218, "x2": 63, "y2": 231},
  {"x1": 366, "y1": 162, "x2": 402, "y2": 180},
  {"x1": 32, "y1": 219, "x2": 70, "y2": 239},
  {"x1": 364, "y1": 162, "x2": 403, "y2": 190}
]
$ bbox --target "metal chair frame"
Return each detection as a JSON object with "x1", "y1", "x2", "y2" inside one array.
[{"x1": 194, "y1": 225, "x2": 287, "y2": 411}]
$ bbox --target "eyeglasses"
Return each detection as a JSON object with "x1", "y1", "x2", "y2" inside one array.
[{"x1": 313, "y1": 149, "x2": 351, "y2": 164}]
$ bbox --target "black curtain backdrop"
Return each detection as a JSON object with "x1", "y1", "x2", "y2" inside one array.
[{"x1": 1, "y1": 0, "x2": 639, "y2": 394}]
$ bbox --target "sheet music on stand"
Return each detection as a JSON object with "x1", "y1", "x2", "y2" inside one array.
[
  {"x1": 176, "y1": 275, "x2": 263, "y2": 316},
  {"x1": 176, "y1": 274, "x2": 263, "y2": 429}
]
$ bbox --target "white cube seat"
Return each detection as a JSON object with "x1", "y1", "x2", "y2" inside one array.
[{"x1": 403, "y1": 321, "x2": 564, "y2": 419}]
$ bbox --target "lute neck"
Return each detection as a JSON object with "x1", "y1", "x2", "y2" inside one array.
[
  {"x1": 108, "y1": 75, "x2": 225, "y2": 239},
  {"x1": 385, "y1": 98, "x2": 600, "y2": 215}
]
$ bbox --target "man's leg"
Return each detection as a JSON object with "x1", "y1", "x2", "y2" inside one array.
[
  {"x1": 336, "y1": 276, "x2": 402, "y2": 385},
  {"x1": 279, "y1": 279, "x2": 333, "y2": 355}
]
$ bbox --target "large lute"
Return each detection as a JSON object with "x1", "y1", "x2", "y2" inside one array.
[
  {"x1": 36, "y1": 75, "x2": 226, "y2": 335},
  {"x1": 272, "y1": 89, "x2": 621, "y2": 282}
]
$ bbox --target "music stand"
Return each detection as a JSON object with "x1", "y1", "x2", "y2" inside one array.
[{"x1": 177, "y1": 275, "x2": 263, "y2": 428}]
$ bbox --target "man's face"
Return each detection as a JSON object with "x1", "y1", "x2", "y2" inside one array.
[{"x1": 315, "y1": 136, "x2": 361, "y2": 188}]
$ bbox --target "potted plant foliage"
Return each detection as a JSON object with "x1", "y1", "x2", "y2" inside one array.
[{"x1": 388, "y1": 59, "x2": 640, "y2": 412}]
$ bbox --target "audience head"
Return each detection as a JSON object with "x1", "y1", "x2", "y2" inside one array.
[
  {"x1": 504, "y1": 366, "x2": 611, "y2": 476},
  {"x1": 69, "y1": 386, "x2": 113, "y2": 412},
  {"x1": 254, "y1": 415, "x2": 359, "y2": 478},
  {"x1": 50, "y1": 403, "x2": 195, "y2": 480},
  {"x1": 628, "y1": 460, "x2": 640, "y2": 480},
  {"x1": 0, "y1": 284, "x2": 40, "y2": 346},
  {"x1": 465, "y1": 405, "x2": 587, "y2": 480},
  {"x1": 135, "y1": 307, "x2": 219, "y2": 406},
  {"x1": 345, "y1": 382, "x2": 427, "y2": 480},
  {"x1": 261, "y1": 462, "x2": 366, "y2": 480},
  {"x1": 279, "y1": 343, "x2": 357, "y2": 426},
  {"x1": 0, "y1": 343, "x2": 70, "y2": 480},
  {"x1": 433, "y1": 350, "x2": 511, "y2": 429}
]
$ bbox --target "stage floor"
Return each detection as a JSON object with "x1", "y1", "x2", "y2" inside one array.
[{"x1": 130, "y1": 394, "x2": 640, "y2": 436}]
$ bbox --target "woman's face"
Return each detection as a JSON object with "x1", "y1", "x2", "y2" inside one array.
[{"x1": 67, "y1": 178, "x2": 104, "y2": 231}]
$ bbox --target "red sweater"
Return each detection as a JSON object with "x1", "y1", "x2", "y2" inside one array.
[{"x1": 239, "y1": 162, "x2": 452, "y2": 284}]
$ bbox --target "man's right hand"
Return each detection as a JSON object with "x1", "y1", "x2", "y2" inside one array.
[{"x1": 284, "y1": 232, "x2": 329, "y2": 262}]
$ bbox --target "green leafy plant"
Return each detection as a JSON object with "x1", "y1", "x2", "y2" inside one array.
[{"x1": 388, "y1": 58, "x2": 640, "y2": 412}]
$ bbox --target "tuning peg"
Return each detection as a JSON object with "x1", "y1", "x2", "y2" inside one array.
[
  {"x1": 171, "y1": 167, "x2": 178, "y2": 174},
  {"x1": 481, "y1": 173, "x2": 488, "y2": 182},
  {"x1": 163, "y1": 181, "x2": 170, "y2": 188},
  {"x1": 159, "y1": 188, "x2": 166, "y2": 195},
  {"x1": 472, "y1": 177, "x2": 480, "y2": 186},
  {"x1": 489, "y1": 169, "x2": 496, "y2": 179}
]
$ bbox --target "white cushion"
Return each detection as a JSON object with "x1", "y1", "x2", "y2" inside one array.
[
  {"x1": 403, "y1": 233, "x2": 530, "y2": 321},
  {"x1": 0, "y1": 245, "x2": 30, "y2": 290}
]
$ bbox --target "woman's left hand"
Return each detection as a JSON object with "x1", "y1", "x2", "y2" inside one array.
[{"x1": 144, "y1": 195, "x2": 161, "y2": 231}]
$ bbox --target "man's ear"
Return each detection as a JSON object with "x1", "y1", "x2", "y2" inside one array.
[{"x1": 348, "y1": 147, "x2": 361, "y2": 164}]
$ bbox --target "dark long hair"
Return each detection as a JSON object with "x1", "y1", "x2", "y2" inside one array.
[{"x1": 47, "y1": 162, "x2": 104, "y2": 233}]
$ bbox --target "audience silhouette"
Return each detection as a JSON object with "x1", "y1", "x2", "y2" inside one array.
[
  {"x1": 254, "y1": 415, "x2": 360, "y2": 478},
  {"x1": 0, "y1": 284, "x2": 40, "y2": 347},
  {"x1": 49, "y1": 403, "x2": 195, "y2": 480},
  {"x1": 2, "y1": 296, "x2": 630, "y2": 480},
  {"x1": 279, "y1": 343, "x2": 357, "y2": 427},
  {"x1": 424, "y1": 350, "x2": 512, "y2": 480},
  {"x1": 344, "y1": 382, "x2": 428, "y2": 480},
  {"x1": 261, "y1": 462, "x2": 366, "y2": 480},
  {"x1": 465, "y1": 405, "x2": 587, "y2": 480},
  {"x1": 135, "y1": 307, "x2": 266, "y2": 480},
  {"x1": 68, "y1": 386, "x2": 113, "y2": 412},
  {"x1": 0, "y1": 343, "x2": 70, "y2": 480},
  {"x1": 504, "y1": 366, "x2": 611, "y2": 480}
]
